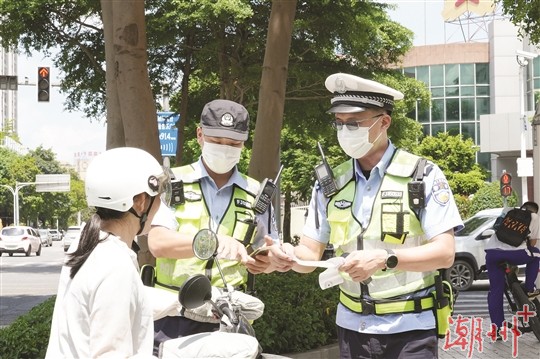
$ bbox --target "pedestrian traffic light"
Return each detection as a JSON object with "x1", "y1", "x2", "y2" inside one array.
[
  {"x1": 37, "y1": 67, "x2": 50, "y2": 102},
  {"x1": 500, "y1": 172, "x2": 512, "y2": 197}
]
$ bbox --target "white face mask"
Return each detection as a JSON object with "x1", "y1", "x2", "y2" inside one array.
[
  {"x1": 202, "y1": 141, "x2": 242, "y2": 174},
  {"x1": 337, "y1": 117, "x2": 382, "y2": 159}
]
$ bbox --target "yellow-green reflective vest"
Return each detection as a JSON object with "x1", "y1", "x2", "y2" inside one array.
[
  {"x1": 326, "y1": 150, "x2": 436, "y2": 307},
  {"x1": 155, "y1": 165, "x2": 260, "y2": 291}
]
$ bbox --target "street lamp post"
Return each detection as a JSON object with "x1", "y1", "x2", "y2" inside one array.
[
  {"x1": 516, "y1": 50, "x2": 538, "y2": 204},
  {"x1": 0, "y1": 182, "x2": 36, "y2": 226}
]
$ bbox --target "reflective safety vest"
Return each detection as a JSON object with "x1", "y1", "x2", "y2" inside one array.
[
  {"x1": 326, "y1": 150, "x2": 437, "y2": 313},
  {"x1": 155, "y1": 165, "x2": 260, "y2": 291}
]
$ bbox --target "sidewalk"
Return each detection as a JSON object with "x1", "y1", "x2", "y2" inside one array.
[{"x1": 285, "y1": 319, "x2": 540, "y2": 358}]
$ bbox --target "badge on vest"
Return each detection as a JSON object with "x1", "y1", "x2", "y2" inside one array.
[
  {"x1": 334, "y1": 200, "x2": 352, "y2": 209},
  {"x1": 184, "y1": 191, "x2": 202, "y2": 202},
  {"x1": 235, "y1": 198, "x2": 252, "y2": 210}
]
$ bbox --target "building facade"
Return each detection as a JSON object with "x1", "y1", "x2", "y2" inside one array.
[{"x1": 399, "y1": 19, "x2": 539, "y2": 201}]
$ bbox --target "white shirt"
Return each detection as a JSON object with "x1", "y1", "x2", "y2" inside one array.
[{"x1": 46, "y1": 234, "x2": 155, "y2": 359}]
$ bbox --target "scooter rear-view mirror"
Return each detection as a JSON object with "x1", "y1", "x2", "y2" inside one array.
[
  {"x1": 193, "y1": 229, "x2": 218, "y2": 260},
  {"x1": 178, "y1": 274, "x2": 213, "y2": 309}
]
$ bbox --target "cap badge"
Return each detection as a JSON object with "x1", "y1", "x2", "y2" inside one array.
[
  {"x1": 220, "y1": 113, "x2": 234, "y2": 127},
  {"x1": 335, "y1": 76, "x2": 347, "y2": 94}
]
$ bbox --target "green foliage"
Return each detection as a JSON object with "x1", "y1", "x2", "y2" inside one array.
[
  {"x1": 454, "y1": 194, "x2": 473, "y2": 221},
  {"x1": 0, "y1": 296, "x2": 55, "y2": 359},
  {"x1": 499, "y1": 0, "x2": 540, "y2": 45},
  {"x1": 253, "y1": 270, "x2": 338, "y2": 354},
  {"x1": 469, "y1": 181, "x2": 518, "y2": 216},
  {"x1": 414, "y1": 132, "x2": 486, "y2": 197},
  {"x1": 0, "y1": 147, "x2": 86, "y2": 228}
]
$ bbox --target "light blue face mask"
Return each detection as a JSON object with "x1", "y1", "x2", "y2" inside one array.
[{"x1": 337, "y1": 116, "x2": 382, "y2": 159}]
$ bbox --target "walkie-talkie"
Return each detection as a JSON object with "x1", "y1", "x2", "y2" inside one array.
[
  {"x1": 314, "y1": 142, "x2": 337, "y2": 197},
  {"x1": 253, "y1": 165, "x2": 284, "y2": 214}
]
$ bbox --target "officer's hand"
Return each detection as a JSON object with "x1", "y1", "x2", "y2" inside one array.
[
  {"x1": 216, "y1": 235, "x2": 250, "y2": 264},
  {"x1": 265, "y1": 236, "x2": 295, "y2": 273},
  {"x1": 340, "y1": 249, "x2": 386, "y2": 283},
  {"x1": 246, "y1": 250, "x2": 270, "y2": 274}
]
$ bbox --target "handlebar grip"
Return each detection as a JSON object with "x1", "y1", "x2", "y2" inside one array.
[{"x1": 218, "y1": 301, "x2": 239, "y2": 325}]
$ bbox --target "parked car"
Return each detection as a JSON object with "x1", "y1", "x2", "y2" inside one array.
[
  {"x1": 442, "y1": 208, "x2": 503, "y2": 291},
  {"x1": 63, "y1": 225, "x2": 84, "y2": 252},
  {"x1": 48, "y1": 229, "x2": 61, "y2": 241},
  {"x1": 38, "y1": 229, "x2": 53, "y2": 247},
  {"x1": 0, "y1": 226, "x2": 42, "y2": 257}
]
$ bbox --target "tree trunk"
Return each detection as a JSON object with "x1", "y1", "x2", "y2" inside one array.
[
  {"x1": 101, "y1": 0, "x2": 162, "y2": 266},
  {"x1": 175, "y1": 32, "x2": 195, "y2": 165},
  {"x1": 106, "y1": 0, "x2": 161, "y2": 161},
  {"x1": 100, "y1": 0, "x2": 125, "y2": 149},
  {"x1": 249, "y1": 0, "x2": 297, "y2": 182}
]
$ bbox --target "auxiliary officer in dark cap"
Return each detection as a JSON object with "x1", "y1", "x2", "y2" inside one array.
[
  {"x1": 267, "y1": 73, "x2": 463, "y2": 358},
  {"x1": 147, "y1": 99, "x2": 279, "y2": 353}
]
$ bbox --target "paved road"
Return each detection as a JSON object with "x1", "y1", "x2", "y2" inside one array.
[{"x1": 0, "y1": 240, "x2": 64, "y2": 327}]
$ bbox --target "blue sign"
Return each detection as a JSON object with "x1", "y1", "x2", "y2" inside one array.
[{"x1": 157, "y1": 112, "x2": 179, "y2": 156}]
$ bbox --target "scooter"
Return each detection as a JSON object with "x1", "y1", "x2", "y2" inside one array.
[{"x1": 156, "y1": 228, "x2": 291, "y2": 359}]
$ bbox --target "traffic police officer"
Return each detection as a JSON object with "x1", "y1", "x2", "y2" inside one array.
[
  {"x1": 268, "y1": 73, "x2": 463, "y2": 358},
  {"x1": 148, "y1": 99, "x2": 278, "y2": 351}
]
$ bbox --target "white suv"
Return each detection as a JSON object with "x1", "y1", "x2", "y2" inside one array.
[
  {"x1": 63, "y1": 225, "x2": 84, "y2": 252},
  {"x1": 442, "y1": 208, "x2": 503, "y2": 291}
]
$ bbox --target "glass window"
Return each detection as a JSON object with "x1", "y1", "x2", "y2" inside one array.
[
  {"x1": 431, "y1": 65, "x2": 444, "y2": 86},
  {"x1": 422, "y1": 124, "x2": 431, "y2": 137},
  {"x1": 432, "y1": 124, "x2": 445, "y2": 136},
  {"x1": 461, "y1": 64, "x2": 475, "y2": 85},
  {"x1": 535, "y1": 78, "x2": 540, "y2": 90},
  {"x1": 431, "y1": 87, "x2": 444, "y2": 97},
  {"x1": 418, "y1": 106, "x2": 430, "y2": 123},
  {"x1": 461, "y1": 98, "x2": 475, "y2": 120},
  {"x1": 445, "y1": 64, "x2": 459, "y2": 86},
  {"x1": 432, "y1": 99, "x2": 444, "y2": 122},
  {"x1": 461, "y1": 123, "x2": 476, "y2": 141},
  {"x1": 533, "y1": 57, "x2": 540, "y2": 77},
  {"x1": 476, "y1": 86, "x2": 490, "y2": 96},
  {"x1": 417, "y1": 66, "x2": 429, "y2": 84},
  {"x1": 446, "y1": 98, "x2": 459, "y2": 121},
  {"x1": 476, "y1": 63, "x2": 489, "y2": 84},
  {"x1": 477, "y1": 98, "x2": 490, "y2": 115},
  {"x1": 447, "y1": 123, "x2": 460, "y2": 136},
  {"x1": 461, "y1": 86, "x2": 475, "y2": 96},
  {"x1": 404, "y1": 67, "x2": 416, "y2": 79},
  {"x1": 446, "y1": 86, "x2": 459, "y2": 96}
]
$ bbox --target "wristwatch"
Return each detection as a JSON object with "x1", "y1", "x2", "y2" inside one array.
[{"x1": 383, "y1": 249, "x2": 398, "y2": 271}]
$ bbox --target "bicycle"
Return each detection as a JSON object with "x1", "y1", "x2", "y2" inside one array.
[{"x1": 479, "y1": 262, "x2": 540, "y2": 341}]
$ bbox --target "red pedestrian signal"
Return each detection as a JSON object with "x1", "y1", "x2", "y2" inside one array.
[
  {"x1": 38, "y1": 67, "x2": 50, "y2": 102},
  {"x1": 500, "y1": 172, "x2": 512, "y2": 197}
]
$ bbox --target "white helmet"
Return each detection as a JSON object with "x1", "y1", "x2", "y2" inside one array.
[{"x1": 85, "y1": 147, "x2": 169, "y2": 212}]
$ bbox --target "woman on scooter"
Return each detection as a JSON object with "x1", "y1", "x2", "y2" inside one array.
[{"x1": 46, "y1": 147, "x2": 170, "y2": 358}]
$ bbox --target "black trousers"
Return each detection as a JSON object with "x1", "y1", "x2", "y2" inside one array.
[
  {"x1": 338, "y1": 326, "x2": 438, "y2": 359},
  {"x1": 153, "y1": 315, "x2": 220, "y2": 355}
]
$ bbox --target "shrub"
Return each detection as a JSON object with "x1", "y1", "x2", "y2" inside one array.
[
  {"x1": 0, "y1": 273, "x2": 339, "y2": 357},
  {"x1": 252, "y1": 270, "x2": 338, "y2": 354},
  {"x1": 0, "y1": 296, "x2": 55, "y2": 359}
]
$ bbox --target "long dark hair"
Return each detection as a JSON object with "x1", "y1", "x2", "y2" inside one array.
[{"x1": 66, "y1": 207, "x2": 126, "y2": 279}]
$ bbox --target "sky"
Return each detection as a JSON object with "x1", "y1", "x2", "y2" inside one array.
[{"x1": 15, "y1": 1, "x2": 452, "y2": 164}]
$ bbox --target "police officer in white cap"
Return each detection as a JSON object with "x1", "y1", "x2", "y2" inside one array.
[{"x1": 267, "y1": 73, "x2": 463, "y2": 358}]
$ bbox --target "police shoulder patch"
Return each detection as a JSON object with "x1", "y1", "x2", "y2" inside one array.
[{"x1": 432, "y1": 178, "x2": 450, "y2": 206}]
